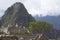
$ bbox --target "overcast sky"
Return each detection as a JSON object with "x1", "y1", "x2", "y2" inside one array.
[{"x1": 0, "y1": 0, "x2": 60, "y2": 17}]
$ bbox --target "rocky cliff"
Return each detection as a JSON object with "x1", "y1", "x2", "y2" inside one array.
[{"x1": 1, "y1": 2, "x2": 35, "y2": 27}]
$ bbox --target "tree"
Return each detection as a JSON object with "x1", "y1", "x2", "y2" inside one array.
[{"x1": 29, "y1": 21, "x2": 53, "y2": 33}]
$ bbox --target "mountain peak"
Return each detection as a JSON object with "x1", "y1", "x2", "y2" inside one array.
[
  {"x1": 1, "y1": 2, "x2": 35, "y2": 27},
  {"x1": 13, "y1": 2, "x2": 23, "y2": 7}
]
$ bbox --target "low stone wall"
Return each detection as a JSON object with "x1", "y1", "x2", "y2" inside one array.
[
  {"x1": 0, "y1": 35, "x2": 18, "y2": 40},
  {"x1": 0, "y1": 34, "x2": 48, "y2": 40}
]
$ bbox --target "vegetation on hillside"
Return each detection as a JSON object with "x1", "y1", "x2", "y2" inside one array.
[{"x1": 29, "y1": 21, "x2": 53, "y2": 33}]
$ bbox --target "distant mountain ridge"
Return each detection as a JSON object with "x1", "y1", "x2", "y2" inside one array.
[
  {"x1": 0, "y1": 2, "x2": 35, "y2": 27},
  {"x1": 34, "y1": 15, "x2": 60, "y2": 30}
]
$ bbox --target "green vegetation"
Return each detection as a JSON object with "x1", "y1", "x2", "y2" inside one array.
[
  {"x1": 10, "y1": 31, "x2": 31, "y2": 35},
  {"x1": 29, "y1": 21, "x2": 53, "y2": 33},
  {"x1": 8, "y1": 21, "x2": 53, "y2": 35}
]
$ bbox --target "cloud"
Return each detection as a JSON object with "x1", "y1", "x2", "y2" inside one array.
[
  {"x1": 23, "y1": 0, "x2": 60, "y2": 16},
  {"x1": 0, "y1": 9, "x2": 4, "y2": 17},
  {"x1": 0, "y1": 0, "x2": 25, "y2": 10},
  {"x1": 0, "y1": 0, "x2": 60, "y2": 16}
]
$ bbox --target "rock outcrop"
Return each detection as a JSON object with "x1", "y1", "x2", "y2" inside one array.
[{"x1": 1, "y1": 2, "x2": 35, "y2": 27}]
